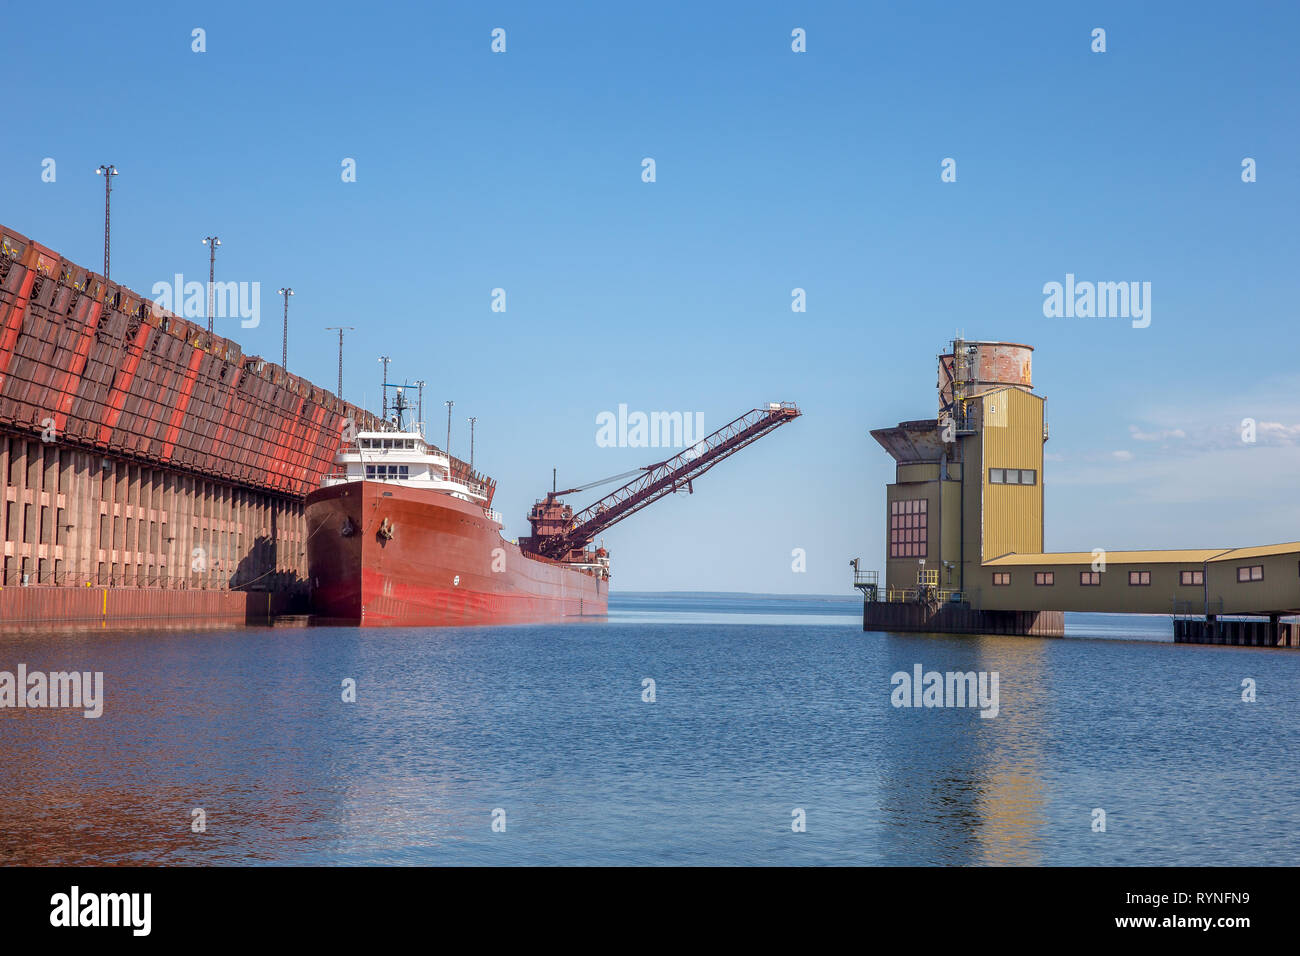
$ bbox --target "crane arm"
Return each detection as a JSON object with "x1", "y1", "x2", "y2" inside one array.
[
  {"x1": 553, "y1": 465, "x2": 653, "y2": 497},
  {"x1": 529, "y1": 402, "x2": 800, "y2": 560}
]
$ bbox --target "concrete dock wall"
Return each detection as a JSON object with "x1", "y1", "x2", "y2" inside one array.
[{"x1": 863, "y1": 601, "x2": 1065, "y2": 637}]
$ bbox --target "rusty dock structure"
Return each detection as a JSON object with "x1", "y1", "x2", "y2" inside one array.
[{"x1": 0, "y1": 222, "x2": 495, "y2": 628}]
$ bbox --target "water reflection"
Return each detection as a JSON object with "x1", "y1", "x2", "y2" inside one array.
[
  {"x1": 875, "y1": 633, "x2": 1047, "y2": 865},
  {"x1": 0, "y1": 604, "x2": 1297, "y2": 865}
]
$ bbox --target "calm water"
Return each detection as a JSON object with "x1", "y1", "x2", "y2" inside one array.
[{"x1": 1, "y1": 594, "x2": 1296, "y2": 866}]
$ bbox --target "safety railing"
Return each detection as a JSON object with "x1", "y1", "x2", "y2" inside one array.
[
  {"x1": 0, "y1": 569, "x2": 295, "y2": 590},
  {"x1": 871, "y1": 585, "x2": 965, "y2": 604}
]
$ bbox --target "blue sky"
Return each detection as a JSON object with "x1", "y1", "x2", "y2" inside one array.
[{"x1": 3, "y1": 1, "x2": 1298, "y2": 593}]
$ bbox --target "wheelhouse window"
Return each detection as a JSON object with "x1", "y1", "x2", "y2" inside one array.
[
  {"x1": 1128, "y1": 570, "x2": 1151, "y2": 586},
  {"x1": 992, "y1": 572, "x2": 1011, "y2": 586},
  {"x1": 1179, "y1": 570, "x2": 1203, "y2": 586},
  {"x1": 365, "y1": 465, "x2": 410, "y2": 480},
  {"x1": 1237, "y1": 565, "x2": 1264, "y2": 583},
  {"x1": 889, "y1": 498, "x2": 927, "y2": 559},
  {"x1": 1080, "y1": 571, "x2": 1101, "y2": 586},
  {"x1": 1034, "y1": 571, "x2": 1054, "y2": 586}
]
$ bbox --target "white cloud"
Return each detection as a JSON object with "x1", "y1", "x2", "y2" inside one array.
[{"x1": 1129, "y1": 424, "x2": 1186, "y2": 442}]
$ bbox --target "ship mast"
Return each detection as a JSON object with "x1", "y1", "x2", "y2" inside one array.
[{"x1": 381, "y1": 381, "x2": 413, "y2": 432}]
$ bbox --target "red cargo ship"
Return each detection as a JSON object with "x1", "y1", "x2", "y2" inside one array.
[
  {"x1": 306, "y1": 386, "x2": 800, "y2": 628},
  {"x1": 306, "y1": 422, "x2": 609, "y2": 627}
]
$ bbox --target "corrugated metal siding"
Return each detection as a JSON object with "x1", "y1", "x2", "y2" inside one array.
[
  {"x1": 1208, "y1": 553, "x2": 1300, "y2": 614},
  {"x1": 980, "y1": 387, "x2": 1043, "y2": 561},
  {"x1": 977, "y1": 561, "x2": 1194, "y2": 613},
  {"x1": 940, "y1": 480, "x2": 962, "y2": 575},
  {"x1": 0, "y1": 586, "x2": 249, "y2": 626}
]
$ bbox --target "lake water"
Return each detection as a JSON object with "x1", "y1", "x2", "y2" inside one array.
[{"x1": 1, "y1": 593, "x2": 1296, "y2": 865}]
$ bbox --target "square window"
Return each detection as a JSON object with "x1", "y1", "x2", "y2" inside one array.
[
  {"x1": 1080, "y1": 571, "x2": 1101, "y2": 586},
  {"x1": 1035, "y1": 571, "x2": 1054, "y2": 586},
  {"x1": 989, "y1": 468, "x2": 1005, "y2": 484},
  {"x1": 1128, "y1": 571, "x2": 1151, "y2": 586},
  {"x1": 1180, "y1": 570, "x2": 1203, "y2": 586},
  {"x1": 993, "y1": 572, "x2": 1011, "y2": 586}
]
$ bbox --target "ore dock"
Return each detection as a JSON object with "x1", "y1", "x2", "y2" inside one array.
[{"x1": 0, "y1": 223, "x2": 493, "y2": 627}]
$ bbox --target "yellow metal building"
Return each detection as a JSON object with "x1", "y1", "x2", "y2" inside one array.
[{"x1": 866, "y1": 339, "x2": 1300, "y2": 635}]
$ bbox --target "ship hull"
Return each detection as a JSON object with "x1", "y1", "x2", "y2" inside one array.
[{"x1": 305, "y1": 482, "x2": 607, "y2": 627}]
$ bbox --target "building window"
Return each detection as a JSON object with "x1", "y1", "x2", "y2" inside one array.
[
  {"x1": 1237, "y1": 565, "x2": 1264, "y2": 583},
  {"x1": 989, "y1": 468, "x2": 1037, "y2": 485},
  {"x1": 992, "y1": 572, "x2": 1011, "y2": 586},
  {"x1": 1128, "y1": 570, "x2": 1151, "y2": 586},
  {"x1": 1080, "y1": 571, "x2": 1101, "y2": 586},
  {"x1": 1035, "y1": 571, "x2": 1054, "y2": 586},
  {"x1": 1179, "y1": 570, "x2": 1204, "y2": 586},
  {"x1": 889, "y1": 498, "x2": 927, "y2": 559}
]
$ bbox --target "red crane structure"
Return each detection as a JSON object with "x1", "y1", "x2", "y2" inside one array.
[{"x1": 519, "y1": 402, "x2": 801, "y2": 562}]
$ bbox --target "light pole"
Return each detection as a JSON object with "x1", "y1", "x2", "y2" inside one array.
[
  {"x1": 95, "y1": 165, "x2": 118, "y2": 281},
  {"x1": 467, "y1": 416, "x2": 477, "y2": 469},
  {"x1": 276, "y1": 288, "x2": 293, "y2": 368},
  {"x1": 378, "y1": 355, "x2": 391, "y2": 420},
  {"x1": 325, "y1": 326, "x2": 353, "y2": 397},
  {"x1": 202, "y1": 236, "x2": 220, "y2": 334},
  {"x1": 413, "y1": 380, "x2": 426, "y2": 438},
  {"x1": 444, "y1": 400, "x2": 454, "y2": 454}
]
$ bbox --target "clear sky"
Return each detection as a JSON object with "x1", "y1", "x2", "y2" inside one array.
[{"x1": 3, "y1": 1, "x2": 1298, "y2": 594}]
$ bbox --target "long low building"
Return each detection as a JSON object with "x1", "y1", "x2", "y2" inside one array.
[
  {"x1": 857, "y1": 339, "x2": 1300, "y2": 646},
  {"x1": 980, "y1": 545, "x2": 1300, "y2": 617}
]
